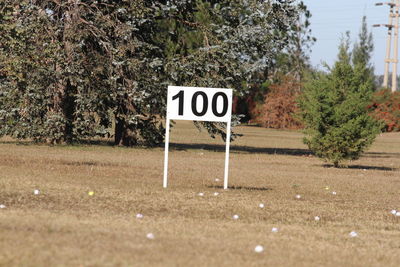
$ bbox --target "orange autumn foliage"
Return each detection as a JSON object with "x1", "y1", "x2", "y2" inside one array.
[{"x1": 252, "y1": 76, "x2": 303, "y2": 129}]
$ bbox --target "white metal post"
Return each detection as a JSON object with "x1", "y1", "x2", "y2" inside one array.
[
  {"x1": 392, "y1": 1, "x2": 400, "y2": 92},
  {"x1": 163, "y1": 119, "x2": 170, "y2": 188},
  {"x1": 223, "y1": 120, "x2": 231, "y2": 190},
  {"x1": 383, "y1": 0, "x2": 394, "y2": 87}
]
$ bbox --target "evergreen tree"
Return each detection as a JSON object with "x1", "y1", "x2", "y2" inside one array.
[
  {"x1": 298, "y1": 35, "x2": 381, "y2": 167},
  {"x1": 352, "y1": 16, "x2": 375, "y2": 84}
]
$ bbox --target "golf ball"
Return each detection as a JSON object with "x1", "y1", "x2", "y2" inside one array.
[
  {"x1": 254, "y1": 245, "x2": 264, "y2": 253},
  {"x1": 314, "y1": 216, "x2": 320, "y2": 221},
  {"x1": 213, "y1": 192, "x2": 219, "y2": 196},
  {"x1": 271, "y1": 227, "x2": 279, "y2": 233},
  {"x1": 391, "y1": 210, "x2": 397, "y2": 215},
  {"x1": 0, "y1": 204, "x2": 5, "y2": 209},
  {"x1": 332, "y1": 191, "x2": 337, "y2": 195},
  {"x1": 349, "y1": 231, "x2": 358, "y2": 238},
  {"x1": 34, "y1": 189, "x2": 40, "y2": 195},
  {"x1": 215, "y1": 178, "x2": 220, "y2": 182},
  {"x1": 198, "y1": 192, "x2": 204, "y2": 197},
  {"x1": 233, "y1": 214, "x2": 239, "y2": 220},
  {"x1": 136, "y1": 213, "x2": 144, "y2": 219},
  {"x1": 259, "y1": 203, "x2": 265, "y2": 208},
  {"x1": 325, "y1": 186, "x2": 330, "y2": 190},
  {"x1": 295, "y1": 194, "x2": 301, "y2": 199},
  {"x1": 88, "y1": 191, "x2": 94, "y2": 196},
  {"x1": 146, "y1": 233, "x2": 155, "y2": 240}
]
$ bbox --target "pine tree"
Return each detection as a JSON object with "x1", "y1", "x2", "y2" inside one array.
[
  {"x1": 298, "y1": 35, "x2": 381, "y2": 167},
  {"x1": 352, "y1": 16, "x2": 375, "y2": 84}
]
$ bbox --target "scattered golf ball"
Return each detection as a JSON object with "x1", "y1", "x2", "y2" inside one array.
[
  {"x1": 233, "y1": 214, "x2": 239, "y2": 220},
  {"x1": 254, "y1": 245, "x2": 264, "y2": 253},
  {"x1": 314, "y1": 216, "x2": 320, "y2": 221},
  {"x1": 259, "y1": 203, "x2": 265, "y2": 208},
  {"x1": 198, "y1": 192, "x2": 204, "y2": 197},
  {"x1": 136, "y1": 213, "x2": 144, "y2": 219},
  {"x1": 33, "y1": 189, "x2": 40, "y2": 195},
  {"x1": 213, "y1": 192, "x2": 219, "y2": 196},
  {"x1": 215, "y1": 178, "x2": 220, "y2": 182},
  {"x1": 295, "y1": 194, "x2": 301, "y2": 199},
  {"x1": 332, "y1": 191, "x2": 337, "y2": 195},
  {"x1": 396, "y1": 212, "x2": 400, "y2": 217},
  {"x1": 146, "y1": 233, "x2": 155, "y2": 240},
  {"x1": 0, "y1": 204, "x2": 5, "y2": 209},
  {"x1": 271, "y1": 227, "x2": 279, "y2": 233},
  {"x1": 391, "y1": 210, "x2": 397, "y2": 215},
  {"x1": 349, "y1": 231, "x2": 358, "y2": 238},
  {"x1": 325, "y1": 186, "x2": 330, "y2": 190},
  {"x1": 88, "y1": 191, "x2": 94, "y2": 196}
]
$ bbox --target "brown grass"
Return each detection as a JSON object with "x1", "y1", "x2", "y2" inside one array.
[{"x1": 1, "y1": 121, "x2": 400, "y2": 266}]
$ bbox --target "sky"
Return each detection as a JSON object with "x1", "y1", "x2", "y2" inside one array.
[{"x1": 304, "y1": 0, "x2": 392, "y2": 75}]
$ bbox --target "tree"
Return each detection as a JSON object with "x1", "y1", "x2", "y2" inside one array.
[
  {"x1": 256, "y1": 76, "x2": 303, "y2": 129},
  {"x1": 0, "y1": 0, "x2": 164, "y2": 145},
  {"x1": 298, "y1": 35, "x2": 381, "y2": 167},
  {"x1": 352, "y1": 16, "x2": 375, "y2": 85},
  {"x1": 0, "y1": 0, "x2": 302, "y2": 145},
  {"x1": 234, "y1": 1, "x2": 316, "y2": 124}
]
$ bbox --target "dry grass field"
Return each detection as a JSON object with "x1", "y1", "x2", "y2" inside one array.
[{"x1": 1, "y1": 121, "x2": 400, "y2": 267}]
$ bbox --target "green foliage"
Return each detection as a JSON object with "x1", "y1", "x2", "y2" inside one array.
[
  {"x1": 0, "y1": 0, "x2": 302, "y2": 146},
  {"x1": 352, "y1": 16, "x2": 375, "y2": 84},
  {"x1": 298, "y1": 36, "x2": 381, "y2": 167}
]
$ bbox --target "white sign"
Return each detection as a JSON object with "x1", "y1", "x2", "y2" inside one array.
[
  {"x1": 167, "y1": 86, "x2": 232, "y2": 122},
  {"x1": 163, "y1": 86, "x2": 233, "y2": 189}
]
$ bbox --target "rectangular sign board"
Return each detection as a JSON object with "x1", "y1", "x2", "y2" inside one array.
[
  {"x1": 167, "y1": 86, "x2": 232, "y2": 122},
  {"x1": 164, "y1": 86, "x2": 233, "y2": 190}
]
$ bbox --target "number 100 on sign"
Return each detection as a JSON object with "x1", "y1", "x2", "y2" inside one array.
[{"x1": 167, "y1": 86, "x2": 232, "y2": 122}]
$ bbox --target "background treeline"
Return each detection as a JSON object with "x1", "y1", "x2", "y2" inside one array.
[
  {"x1": 0, "y1": 0, "x2": 307, "y2": 145},
  {"x1": 1, "y1": 1, "x2": 399, "y2": 149}
]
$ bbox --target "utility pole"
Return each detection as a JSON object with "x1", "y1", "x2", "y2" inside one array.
[{"x1": 374, "y1": 0, "x2": 399, "y2": 92}]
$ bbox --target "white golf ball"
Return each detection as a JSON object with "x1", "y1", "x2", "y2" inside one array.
[
  {"x1": 259, "y1": 203, "x2": 265, "y2": 208},
  {"x1": 349, "y1": 231, "x2": 358, "y2": 238},
  {"x1": 146, "y1": 233, "x2": 155, "y2": 240},
  {"x1": 391, "y1": 210, "x2": 397, "y2": 215},
  {"x1": 271, "y1": 227, "x2": 279, "y2": 233},
  {"x1": 314, "y1": 216, "x2": 320, "y2": 221},
  {"x1": 215, "y1": 178, "x2": 220, "y2": 182},
  {"x1": 34, "y1": 189, "x2": 40, "y2": 195},
  {"x1": 295, "y1": 194, "x2": 301, "y2": 199},
  {"x1": 396, "y1": 212, "x2": 400, "y2": 217},
  {"x1": 136, "y1": 213, "x2": 144, "y2": 219},
  {"x1": 0, "y1": 204, "x2": 5, "y2": 209},
  {"x1": 332, "y1": 191, "x2": 337, "y2": 195},
  {"x1": 198, "y1": 192, "x2": 204, "y2": 197},
  {"x1": 233, "y1": 214, "x2": 239, "y2": 220},
  {"x1": 254, "y1": 245, "x2": 264, "y2": 253},
  {"x1": 213, "y1": 192, "x2": 219, "y2": 196}
]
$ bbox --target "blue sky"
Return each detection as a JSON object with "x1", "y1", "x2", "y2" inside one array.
[{"x1": 304, "y1": 0, "x2": 391, "y2": 74}]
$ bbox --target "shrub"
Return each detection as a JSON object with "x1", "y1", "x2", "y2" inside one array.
[
  {"x1": 298, "y1": 47, "x2": 381, "y2": 167},
  {"x1": 369, "y1": 89, "x2": 400, "y2": 132},
  {"x1": 253, "y1": 76, "x2": 302, "y2": 129}
]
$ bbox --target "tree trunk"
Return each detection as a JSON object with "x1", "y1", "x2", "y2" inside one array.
[
  {"x1": 114, "y1": 115, "x2": 137, "y2": 146},
  {"x1": 114, "y1": 117, "x2": 125, "y2": 146}
]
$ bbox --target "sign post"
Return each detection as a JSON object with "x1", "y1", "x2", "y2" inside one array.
[{"x1": 163, "y1": 86, "x2": 233, "y2": 189}]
